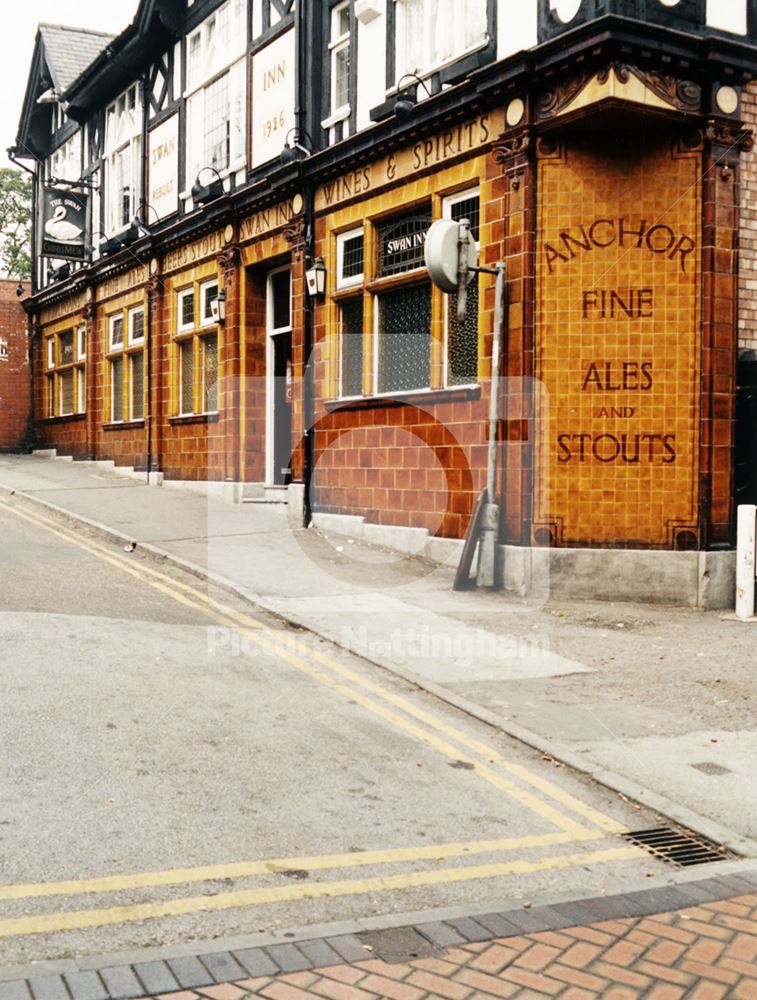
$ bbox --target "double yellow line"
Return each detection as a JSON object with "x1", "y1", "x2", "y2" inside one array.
[{"x1": 0, "y1": 495, "x2": 638, "y2": 938}]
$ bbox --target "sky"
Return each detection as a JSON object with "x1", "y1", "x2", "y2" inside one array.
[{"x1": 2, "y1": 2, "x2": 137, "y2": 168}]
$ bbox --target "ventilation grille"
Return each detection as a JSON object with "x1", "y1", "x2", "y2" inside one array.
[{"x1": 622, "y1": 827, "x2": 732, "y2": 867}]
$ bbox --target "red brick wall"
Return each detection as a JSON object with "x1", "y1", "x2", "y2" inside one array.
[
  {"x1": 740, "y1": 82, "x2": 757, "y2": 352},
  {"x1": 0, "y1": 280, "x2": 31, "y2": 451},
  {"x1": 312, "y1": 398, "x2": 486, "y2": 537}
]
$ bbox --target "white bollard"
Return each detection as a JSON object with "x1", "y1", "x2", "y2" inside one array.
[{"x1": 736, "y1": 504, "x2": 757, "y2": 620}]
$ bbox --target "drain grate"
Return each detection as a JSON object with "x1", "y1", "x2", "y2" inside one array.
[
  {"x1": 622, "y1": 827, "x2": 731, "y2": 867},
  {"x1": 690, "y1": 761, "x2": 732, "y2": 776}
]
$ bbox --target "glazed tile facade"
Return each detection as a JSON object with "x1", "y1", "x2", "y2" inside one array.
[{"x1": 12, "y1": 0, "x2": 757, "y2": 595}]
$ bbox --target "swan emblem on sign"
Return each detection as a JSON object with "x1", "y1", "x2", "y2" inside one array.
[{"x1": 45, "y1": 205, "x2": 83, "y2": 243}]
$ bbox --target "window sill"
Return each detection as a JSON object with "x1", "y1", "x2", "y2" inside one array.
[
  {"x1": 42, "y1": 413, "x2": 86, "y2": 424},
  {"x1": 324, "y1": 384, "x2": 481, "y2": 412},
  {"x1": 321, "y1": 106, "x2": 351, "y2": 129},
  {"x1": 102, "y1": 420, "x2": 145, "y2": 432},
  {"x1": 169, "y1": 412, "x2": 220, "y2": 426}
]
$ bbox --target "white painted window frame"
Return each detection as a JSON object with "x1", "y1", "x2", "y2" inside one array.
[
  {"x1": 200, "y1": 279, "x2": 219, "y2": 327},
  {"x1": 177, "y1": 288, "x2": 195, "y2": 333},
  {"x1": 128, "y1": 305, "x2": 145, "y2": 345},
  {"x1": 265, "y1": 264, "x2": 292, "y2": 484},
  {"x1": 109, "y1": 314, "x2": 125, "y2": 350},
  {"x1": 329, "y1": 1, "x2": 352, "y2": 117},
  {"x1": 336, "y1": 226, "x2": 365, "y2": 290}
]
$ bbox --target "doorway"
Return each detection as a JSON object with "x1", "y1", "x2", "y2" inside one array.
[{"x1": 266, "y1": 265, "x2": 292, "y2": 486}]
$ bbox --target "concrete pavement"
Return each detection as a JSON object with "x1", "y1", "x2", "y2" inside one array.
[{"x1": 0, "y1": 452, "x2": 755, "y2": 860}]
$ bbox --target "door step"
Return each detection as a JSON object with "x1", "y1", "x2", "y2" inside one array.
[{"x1": 243, "y1": 485, "x2": 289, "y2": 504}]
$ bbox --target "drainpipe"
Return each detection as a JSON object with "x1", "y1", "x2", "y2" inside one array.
[
  {"x1": 476, "y1": 262, "x2": 507, "y2": 588},
  {"x1": 302, "y1": 185, "x2": 315, "y2": 528},
  {"x1": 294, "y1": 0, "x2": 314, "y2": 527},
  {"x1": 140, "y1": 73, "x2": 152, "y2": 482}
]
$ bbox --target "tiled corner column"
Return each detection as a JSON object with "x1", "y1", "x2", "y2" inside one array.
[
  {"x1": 146, "y1": 272, "x2": 163, "y2": 475},
  {"x1": 217, "y1": 243, "x2": 242, "y2": 485},
  {"x1": 286, "y1": 215, "x2": 308, "y2": 485},
  {"x1": 492, "y1": 122, "x2": 536, "y2": 547},
  {"x1": 701, "y1": 118, "x2": 753, "y2": 546},
  {"x1": 83, "y1": 294, "x2": 97, "y2": 460},
  {"x1": 739, "y1": 82, "x2": 757, "y2": 352}
]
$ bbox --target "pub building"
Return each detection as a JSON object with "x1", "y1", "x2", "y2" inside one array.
[{"x1": 10, "y1": 0, "x2": 757, "y2": 607}]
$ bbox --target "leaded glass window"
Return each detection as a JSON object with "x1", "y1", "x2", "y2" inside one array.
[
  {"x1": 340, "y1": 298, "x2": 363, "y2": 397},
  {"x1": 377, "y1": 284, "x2": 431, "y2": 393},
  {"x1": 447, "y1": 277, "x2": 479, "y2": 385},
  {"x1": 203, "y1": 335, "x2": 218, "y2": 412},
  {"x1": 338, "y1": 229, "x2": 364, "y2": 288},
  {"x1": 330, "y1": 2, "x2": 351, "y2": 114},
  {"x1": 130, "y1": 352, "x2": 144, "y2": 419},
  {"x1": 179, "y1": 290, "x2": 195, "y2": 330},
  {"x1": 60, "y1": 331, "x2": 74, "y2": 365},
  {"x1": 377, "y1": 209, "x2": 431, "y2": 278},
  {"x1": 180, "y1": 340, "x2": 194, "y2": 414},
  {"x1": 111, "y1": 358, "x2": 124, "y2": 422},
  {"x1": 59, "y1": 370, "x2": 74, "y2": 415},
  {"x1": 204, "y1": 72, "x2": 230, "y2": 172},
  {"x1": 446, "y1": 191, "x2": 480, "y2": 385}
]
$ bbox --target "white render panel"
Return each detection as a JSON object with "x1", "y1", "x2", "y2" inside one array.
[
  {"x1": 707, "y1": 0, "x2": 747, "y2": 35},
  {"x1": 498, "y1": 0, "x2": 538, "y2": 60},
  {"x1": 356, "y1": 5, "x2": 387, "y2": 132},
  {"x1": 250, "y1": 28, "x2": 296, "y2": 169}
]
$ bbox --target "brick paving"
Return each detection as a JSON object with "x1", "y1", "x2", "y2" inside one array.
[
  {"x1": 138, "y1": 892, "x2": 757, "y2": 998},
  {"x1": 5, "y1": 876, "x2": 757, "y2": 1000}
]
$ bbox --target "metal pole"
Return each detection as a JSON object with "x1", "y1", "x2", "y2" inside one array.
[
  {"x1": 476, "y1": 262, "x2": 506, "y2": 588},
  {"x1": 736, "y1": 504, "x2": 756, "y2": 620}
]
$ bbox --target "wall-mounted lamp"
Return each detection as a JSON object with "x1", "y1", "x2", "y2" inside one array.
[
  {"x1": 15, "y1": 283, "x2": 25, "y2": 298},
  {"x1": 130, "y1": 216, "x2": 152, "y2": 239},
  {"x1": 98, "y1": 223, "x2": 139, "y2": 256},
  {"x1": 191, "y1": 166, "x2": 225, "y2": 206},
  {"x1": 280, "y1": 128, "x2": 314, "y2": 165},
  {"x1": 50, "y1": 263, "x2": 71, "y2": 282},
  {"x1": 211, "y1": 288, "x2": 227, "y2": 323},
  {"x1": 305, "y1": 257, "x2": 327, "y2": 298},
  {"x1": 393, "y1": 73, "x2": 433, "y2": 121}
]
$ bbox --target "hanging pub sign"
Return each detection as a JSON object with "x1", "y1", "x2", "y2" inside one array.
[{"x1": 40, "y1": 188, "x2": 88, "y2": 261}]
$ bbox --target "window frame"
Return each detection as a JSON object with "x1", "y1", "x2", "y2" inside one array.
[
  {"x1": 44, "y1": 328, "x2": 86, "y2": 419},
  {"x1": 329, "y1": 1, "x2": 352, "y2": 117},
  {"x1": 338, "y1": 296, "x2": 364, "y2": 400},
  {"x1": 177, "y1": 288, "x2": 196, "y2": 333},
  {"x1": 200, "y1": 279, "x2": 220, "y2": 327},
  {"x1": 336, "y1": 226, "x2": 365, "y2": 290},
  {"x1": 202, "y1": 70, "x2": 231, "y2": 173},
  {"x1": 104, "y1": 84, "x2": 143, "y2": 237},
  {"x1": 389, "y1": 0, "x2": 493, "y2": 89},
  {"x1": 109, "y1": 314, "x2": 125, "y2": 350},
  {"x1": 128, "y1": 305, "x2": 145, "y2": 345},
  {"x1": 173, "y1": 278, "x2": 222, "y2": 417},
  {"x1": 106, "y1": 303, "x2": 147, "y2": 424},
  {"x1": 329, "y1": 192, "x2": 484, "y2": 402}
]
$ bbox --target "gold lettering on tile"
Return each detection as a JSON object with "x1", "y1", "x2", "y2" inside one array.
[{"x1": 534, "y1": 136, "x2": 701, "y2": 547}]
